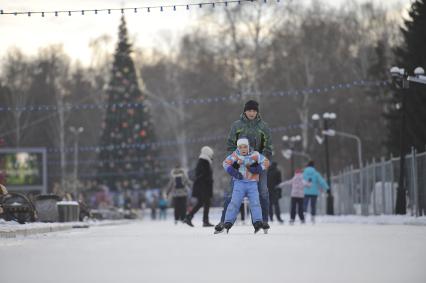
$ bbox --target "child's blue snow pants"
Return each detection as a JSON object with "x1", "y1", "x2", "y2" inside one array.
[{"x1": 224, "y1": 180, "x2": 262, "y2": 224}]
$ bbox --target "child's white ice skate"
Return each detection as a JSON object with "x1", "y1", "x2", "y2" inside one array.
[{"x1": 261, "y1": 222, "x2": 270, "y2": 234}]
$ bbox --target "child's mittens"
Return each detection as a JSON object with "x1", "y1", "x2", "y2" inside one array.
[
  {"x1": 232, "y1": 161, "x2": 240, "y2": 170},
  {"x1": 226, "y1": 166, "x2": 243, "y2": 180},
  {"x1": 248, "y1": 162, "x2": 263, "y2": 174}
]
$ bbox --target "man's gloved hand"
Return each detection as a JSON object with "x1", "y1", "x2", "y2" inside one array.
[
  {"x1": 226, "y1": 166, "x2": 243, "y2": 180},
  {"x1": 248, "y1": 162, "x2": 263, "y2": 174},
  {"x1": 232, "y1": 161, "x2": 240, "y2": 170}
]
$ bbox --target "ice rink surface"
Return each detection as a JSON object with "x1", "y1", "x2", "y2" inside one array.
[{"x1": 1, "y1": 216, "x2": 426, "y2": 283}]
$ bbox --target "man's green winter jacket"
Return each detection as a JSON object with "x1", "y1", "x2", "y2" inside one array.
[{"x1": 226, "y1": 113, "x2": 273, "y2": 159}]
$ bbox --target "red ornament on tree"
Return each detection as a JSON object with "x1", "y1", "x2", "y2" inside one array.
[{"x1": 139, "y1": 130, "x2": 146, "y2": 137}]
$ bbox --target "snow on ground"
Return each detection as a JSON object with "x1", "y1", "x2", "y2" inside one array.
[
  {"x1": 0, "y1": 218, "x2": 133, "y2": 232},
  {"x1": 1, "y1": 212, "x2": 426, "y2": 283}
]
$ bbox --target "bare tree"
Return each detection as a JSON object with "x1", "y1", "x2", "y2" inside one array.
[{"x1": 2, "y1": 49, "x2": 33, "y2": 147}]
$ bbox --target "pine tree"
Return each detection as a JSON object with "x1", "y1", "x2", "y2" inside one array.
[
  {"x1": 97, "y1": 16, "x2": 163, "y2": 191},
  {"x1": 387, "y1": 0, "x2": 426, "y2": 154}
]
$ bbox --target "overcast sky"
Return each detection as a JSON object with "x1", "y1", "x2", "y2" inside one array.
[{"x1": 0, "y1": 0, "x2": 412, "y2": 65}]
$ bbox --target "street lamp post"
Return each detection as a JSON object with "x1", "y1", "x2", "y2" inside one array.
[
  {"x1": 282, "y1": 135, "x2": 302, "y2": 177},
  {"x1": 322, "y1": 129, "x2": 362, "y2": 169},
  {"x1": 323, "y1": 128, "x2": 365, "y2": 214},
  {"x1": 282, "y1": 149, "x2": 311, "y2": 162},
  {"x1": 312, "y1": 112, "x2": 337, "y2": 215},
  {"x1": 390, "y1": 66, "x2": 426, "y2": 215},
  {"x1": 69, "y1": 126, "x2": 84, "y2": 200}
]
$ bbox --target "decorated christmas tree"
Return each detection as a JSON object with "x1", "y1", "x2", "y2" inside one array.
[{"x1": 97, "y1": 16, "x2": 163, "y2": 190}]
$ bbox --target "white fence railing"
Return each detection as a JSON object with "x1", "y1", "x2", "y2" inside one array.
[{"x1": 314, "y1": 147, "x2": 426, "y2": 216}]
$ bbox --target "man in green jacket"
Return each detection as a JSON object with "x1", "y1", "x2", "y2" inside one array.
[{"x1": 215, "y1": 100, "x2": 273, "y2": 233}]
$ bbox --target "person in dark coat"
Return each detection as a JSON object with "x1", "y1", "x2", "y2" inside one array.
[
  {"x1": 267, "y1": 162, "x2": 283, "y2": 223},
  {"x1": 184, "y1": 146, "x2": 214, "y2": 227}
]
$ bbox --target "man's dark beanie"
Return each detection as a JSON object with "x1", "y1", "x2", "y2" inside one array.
[{"x1": 244, "y1": 100, "x2": 259, "y2": 112}]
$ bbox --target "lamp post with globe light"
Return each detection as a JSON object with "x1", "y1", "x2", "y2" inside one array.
[
  {"x1": 281, "y1": 135, "x2": 302, "y2": 177},
  {"x1": 69, "y1": 126, "x2": 84, "y2": 199},
  {"x1": 390, "y1": 66, "x2": 426, "y2": 214},
  {"x1": 312, "y1": 112, "x2": 337, "y2": 215}
]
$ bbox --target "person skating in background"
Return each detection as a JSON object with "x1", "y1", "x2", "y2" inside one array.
[
  {"x1": 220, "y1": 138, "x2": 269, "y2": 234},
  {"x1": 303, "y1": 161, "x2": 329, "y2": 224},
  {"x1": 184, "y1": 146, "x2": 214, "y2": 227},
  {"x1": 167, "y1": 165, "x2": 192, "y2": 224},
  {"x1": 150, "y1": 195, "x2": 158, "y2": 220},
  {"x1": 215, "y1": 100, "x2": 273, "y2": 234},
  {"x1": 279, "y1": 168, "x2": 311, "y2": 224},
  {"x1": 267, "y1": 162, "x2": 283, "y2": 223},
  {"x1": 158, "y1": 193, "x2": 168, "y2": 220}
]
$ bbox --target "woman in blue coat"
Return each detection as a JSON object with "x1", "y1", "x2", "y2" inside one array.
[{"x1": 303, "y1": 161, "x2": 329, "y2": 223}]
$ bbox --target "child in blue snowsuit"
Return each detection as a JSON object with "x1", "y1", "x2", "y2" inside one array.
[{"x1": 222, "y1": 138, "x2": 270, "y2": 233}]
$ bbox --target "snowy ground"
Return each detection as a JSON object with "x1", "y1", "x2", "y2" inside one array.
[{"x1": 1, "y1": 213, "x2": 426, "y2": 283}]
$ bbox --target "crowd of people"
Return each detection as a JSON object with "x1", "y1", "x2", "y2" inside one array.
[{"x1": 13, "y1": 99, "x2": 329, "y2": 229}]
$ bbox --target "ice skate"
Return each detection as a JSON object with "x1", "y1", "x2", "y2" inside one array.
[
  {"x1": 253, "y1": 221, "x2": 263, "y2": 234},
  {"x1": 224, "y1": 222, "x2": 233, "y2": 234},
  {"x1": 262, "y1": 222, "x2": 270, "y2": 234},
  {"x1": 183, "y1": 216, "x2": 194, "y2": 227},
  {"x1": 203, "y1": 222, "x2": 214, "y2": 227},
  {"x1": 213, "y1": 222, "x2": 224, "y2": 234}
]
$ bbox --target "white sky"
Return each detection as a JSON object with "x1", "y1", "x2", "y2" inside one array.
[{"x1": 0, "y1": 0, "x2": 412, "y2": 66}]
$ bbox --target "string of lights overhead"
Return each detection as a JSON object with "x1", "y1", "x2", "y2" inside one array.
[
  {"x1": 0, "y1": 80, "x2": 389, "y2": 113},
  {"x1": 44, "y1": 123, "x2": 307, "y2": 153},
  {"x1": 0, "y1": 0, "x2": 277, "y2": 17}
]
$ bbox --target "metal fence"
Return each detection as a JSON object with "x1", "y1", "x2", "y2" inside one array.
[{"x1": 315, "y1": 147, "x2": 426, "y2": 216}]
